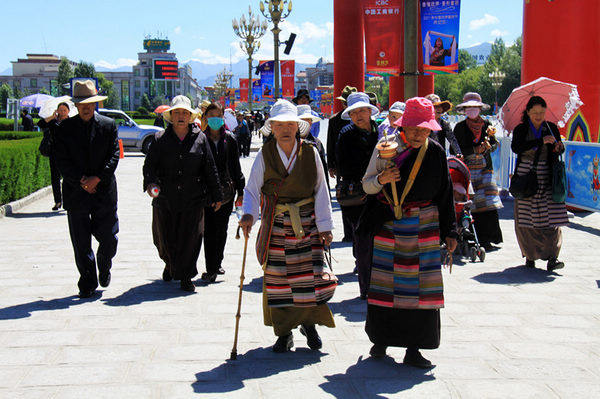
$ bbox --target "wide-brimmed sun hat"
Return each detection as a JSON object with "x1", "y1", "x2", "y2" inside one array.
[
  {"x1": 336, "y1": 85, "x2": 358, "y2": 103},
  {"x1": 163, "y1": 95, "x2": 199, "y2": 124},
  {"x1": 341, "y1": 92, "x2": 380, "y2": 120},
  {"x1": 292, "y1": 89, "x2": 313, "y2": 104},
  {"x1": 262, "y1": 99, "x2": 310, "y2": 136},
  {"x1": 388, "y1": 101, "x2": 406, "y2": 114},
  {"x1": 71, "y1": 80, "x2": 107, "y2": 104},
  {"x1": 425, "y1": 93, "x2": 453, "y2": 113},
  {"x1": 456, "y1": 92, "x2": 490, "y2": 113},
  {"x1": 393, "y1": 97, "x2": 442, "y2": 130},
  {"x1": 296, "y1": 104, "x2": 321, "y2": 123}
]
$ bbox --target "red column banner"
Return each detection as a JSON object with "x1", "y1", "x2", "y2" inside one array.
[
  {"x1": 239, "y1": 78, "x2": 249, "y2": 103},
  {"x1": 363, "y1": 0, "x2": 403, "y2": 77},
  {"x1": 280, "y1": 60, "x2": 295, "y2": 99}
]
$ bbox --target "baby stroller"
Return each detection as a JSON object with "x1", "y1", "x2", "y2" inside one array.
[{"x1": 448, "y1": 156, "x2": 485, "y2": 263}]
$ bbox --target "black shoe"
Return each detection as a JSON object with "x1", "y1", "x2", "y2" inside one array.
[
  {"x1": 162, "y1": 266, "x2": 172, "y2": 282},
  {"x1": 342, "y1": 236, "x2": 353, "y2": 243},
  {"x1": 353, "y1": 266, "x2": 358, "y2": 274},
  {"x1": 369, "y1": 344, "x2": 387, "y2": 358},
  {"x1": 403, "y1": 348, "x2": 434, "y2": 368},
  {"x1": 99, "y1": 272, "x2": 111, "y2": 288},
  {"x1": 52, "y1": 202, "x2": 61, "y2": 211},
  {"x1": 201, "y1": 272, "x2": 217, "y2": 283},
  {"x1": 78, "y1": 289, "x2": 96, "y2": 299},
  {"x1": 217, "y1": 267, "x2": 225, "y2": 275},
  {"x1": 299, "y1": 325, "x2": 322, "y2": 350},
  {"x1": 272, "y1": 333, "x2": 294, "y2": 353},
  {"x1": 547, "y1": 258, "x2": 564, "y2": 272},
  {"x1": 525, "y1": 259, "x2": 535, "y2": 268},
  {"x1": 359, "y1": 294, "x2": 367, "y2": 300},
  {"x1": 180, "y1": 279, "x2": 195, "y2": 292}
]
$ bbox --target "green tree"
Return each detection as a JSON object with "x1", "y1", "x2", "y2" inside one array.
[
  {"x1": 487, "y1": 37, "x2": 506, "y2": 69},
  {"x1": 141, "y1": 93, "x2": 152, "y2": 110},
  {"x1": 96, "y1": 73, "x2": 118, "y2": 108},
  {"x1": 74, "y1": 61, "x2": 96, "y2": 78},
  {"x1": 0, "y1": 83, "x2": 14, "y2": 110},
  {"x1": 38, "y1": 87, "x2": 50, "y2": 95},
  {"x1": 151, "y1": 95, "x2": 168, "y2": 110},
  {"x1": 458, "y1": 49, "x2": 477, "y2": 72},
  {"x1": 57, "y1": 57, "x2": 74, "y2": 95}
]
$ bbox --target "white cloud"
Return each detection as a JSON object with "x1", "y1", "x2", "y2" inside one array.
[
  {"x1": 490, "y1": 29, "x2": 509, "y2": 37},
  {"x1": 94, "y1": 58, "x2": 137, "y2": 69},
  {"x1": 469, "y1": 14, "x2": 499, "y2": 30},
  {"x1": 174, "y1": 26, "x2": 182, "y2": 35}
]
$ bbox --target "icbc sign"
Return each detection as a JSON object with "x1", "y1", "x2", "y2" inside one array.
[{"x1": 153, "y1": 59, "x2": 179, "y2": 80}]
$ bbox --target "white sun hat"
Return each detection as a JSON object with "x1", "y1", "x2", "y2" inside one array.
[
  {"x1": 262, "y1": 99, "x2": 310, "y2": 136},
  {"x1": 389, "y1": 101, "x2": 406, "y2": 114},
  {"x1": 341, "y1": 92, "x2": 380, "y2": 120},
  {"x1": 296, "y1": 104, "x2": 322, "y2": 123},
  {"x1": 163, "y1": 95, "x2": 199, "y2": 124}
]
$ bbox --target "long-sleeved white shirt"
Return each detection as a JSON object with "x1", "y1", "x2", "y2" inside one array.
[{"x1": 242, "y1": 140, "x2": 334, "y2": 232}]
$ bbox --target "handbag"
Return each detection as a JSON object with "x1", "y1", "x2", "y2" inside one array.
[
  {"x1": 552, "y1": 153, "x2": 567, "y2": 203},
  {"x1": 38, "y1": 134, "x2": 51, "y2": 157},
  {"x1": 335, "y1": 179, "x2": 367, "y2": 207},
  {"x1": 510, "y1": 144, "x2": 542, "y2": 199}
]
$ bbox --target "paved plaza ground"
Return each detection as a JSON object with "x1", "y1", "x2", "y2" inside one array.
[{"x1": 0, "y1": 134, "x2": 599, "y2": 398}]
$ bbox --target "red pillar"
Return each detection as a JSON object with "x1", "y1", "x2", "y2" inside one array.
[
  {"x1": 522, "y1": 0, "x2": 600, "y2": 142},
  {"x1": 333, "y1": 0, "x2": 364, "y2": 114}
]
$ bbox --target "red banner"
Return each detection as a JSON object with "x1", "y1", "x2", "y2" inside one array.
[
  {"x1": 363, "y1": 0, "x2": 403, "y2": 77},
  {"x1": 280, "y1": 60, "x2": 295, "y2": 99},
  {"x1": 239, "y1": 78, "x2": 249, "y2": 103}
]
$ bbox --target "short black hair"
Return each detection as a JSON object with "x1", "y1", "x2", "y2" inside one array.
[{"x1": 521, "y1": 95, "x2": 547, "y2": 124}]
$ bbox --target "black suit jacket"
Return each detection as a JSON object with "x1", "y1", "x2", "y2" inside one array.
[{"x1": 54, "y1": 113, "x2": 120, "y2": 211}]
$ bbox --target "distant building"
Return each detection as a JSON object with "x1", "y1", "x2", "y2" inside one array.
[
  {"x1": 297, "y1": 58, "x2": 333, "y2": 93},
  {"x1": 0, "y1": 54, "x2": 77, "y2": 96}
]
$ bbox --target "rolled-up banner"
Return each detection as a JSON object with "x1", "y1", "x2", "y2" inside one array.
[
  {"x1": 259, "y1": 61, "x2": 274, "y2": 99},
  {"x1": 421, "y1": 0, "x2": 461, "y2": 75},
  {"x1": 239, "y1": 78, "x2": 249, "y2": 103},
  {"x1": 363, "y1": 0, "x2": 402, "y2": 77},
  {"x1": 280, "y1": 60, "x2": 295, "y2": 99},
  {"x1": 252, "y1": 79, "x2": 262, "y2": 103}
]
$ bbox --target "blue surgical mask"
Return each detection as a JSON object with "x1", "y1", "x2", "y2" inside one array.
[{"x1": 207, "y1": 117, "x2": 225, "y2": 131}]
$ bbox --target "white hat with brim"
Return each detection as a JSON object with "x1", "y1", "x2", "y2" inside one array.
[
  {"x1": 389, "y1": 101, "x2": 406, "y2": 114},
  {"x1": 263, "y1": 99, "x2": 310, "y2": 137},
  {"x1": 163, "y1": 95, "x2": 199, "y2": 124},
  {"x1": 456, "y1": 92, "x2": 490, "y2": 113},
  {"x1": 297, "y1": 104, "x2": 322, "y2": 123},
  {"x1": 71, "y1": 79, "x2": 108, "y2": 104},
  {"x1": 341, "y1": 92, "x2": 380, "y2": 120}
]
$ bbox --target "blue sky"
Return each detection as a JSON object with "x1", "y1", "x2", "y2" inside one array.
[{"x1": 0, "y1": 0, "x2": 523, "y2": 72}]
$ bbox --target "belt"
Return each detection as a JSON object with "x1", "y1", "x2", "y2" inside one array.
[{"x1": 275, "y1": 197, "x2": 315, "y2": 238}]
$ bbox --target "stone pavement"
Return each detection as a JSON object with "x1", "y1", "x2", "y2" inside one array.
[{"x1": 0, "y1": 133, "x2": 599, "y2": 398}]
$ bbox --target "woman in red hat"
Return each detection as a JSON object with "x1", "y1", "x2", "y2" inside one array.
[{"x1": 361, "y1": 97, "x2": 457, "y2": 368}]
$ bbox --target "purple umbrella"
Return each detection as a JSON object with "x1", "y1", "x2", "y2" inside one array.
[{"x1": 19, "y1": 93, "x2": 54, "y2": 108}]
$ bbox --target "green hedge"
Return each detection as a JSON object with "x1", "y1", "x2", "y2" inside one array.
[
  {"x1": 0, "y1": 117, "x2": 41, "y2": 131},
  {"x1": 0, "y1": 131, "x2": 42, "y2": 140},
  {"x1": 0, "y1": 137, "x2": 50, "y2": 205}
]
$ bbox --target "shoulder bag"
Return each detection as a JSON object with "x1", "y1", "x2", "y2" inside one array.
[{"x1": 509, "y1": 144, "x2": 542, "y2": 199}]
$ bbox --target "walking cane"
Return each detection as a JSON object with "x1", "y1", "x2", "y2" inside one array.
[{"x1": 230, "y1": 224, "x2": 248, "y2": 360}]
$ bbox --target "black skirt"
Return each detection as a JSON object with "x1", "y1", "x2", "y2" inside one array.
[
  {"x1": 472, "y1": 209, "x2": 503, "y2": 246},
  {"x1": 365, "y1": 305, "x2": 441, "y2": 349}
]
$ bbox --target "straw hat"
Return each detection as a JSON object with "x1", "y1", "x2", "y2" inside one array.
[
  {"x1": 341, "y1": 92, "x2": 380, "y2": 120},
  {"x1": 163, "y1": 95, "x2": 199, "y2": 124},
  {"x1": 71, "y1": 80, "x2": 107, "y2": 104},
  {"x1": 296, "y1": 104, "x2": 321, "y2": 123},
  {"x1": 393, "y1": 97, "x2": 441, "y2": 130},
  {"x1": 456, "y1": 92, "x2": 490, "y2": 112},
  {"x1": 262, "y1": 99, "x2": 310, "y2": 136},
  {"x1": 425, "y1": 93, "x2": 453, "y2": 113}
]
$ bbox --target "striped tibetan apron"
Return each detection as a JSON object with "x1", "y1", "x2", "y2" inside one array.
[{"x1": 465, "y1": 154, "x2": 503, "y2": 213}]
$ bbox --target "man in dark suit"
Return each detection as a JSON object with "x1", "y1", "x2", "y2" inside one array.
[{"x1": 53, "y1": 80, "x2": 120, "y2": 298}]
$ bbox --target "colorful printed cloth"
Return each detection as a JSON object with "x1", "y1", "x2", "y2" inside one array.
[{"x1": 464, "y1": 154, "x2": 503, "y2": 213}]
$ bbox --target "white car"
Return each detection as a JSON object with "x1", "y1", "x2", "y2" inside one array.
[{"x1": 98, "y1": 108, "x2": 162, "y2": 154}]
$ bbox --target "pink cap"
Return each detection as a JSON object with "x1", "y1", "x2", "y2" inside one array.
[{"x1": 393, "y1": 97, "x2": 441, "y2": 131}]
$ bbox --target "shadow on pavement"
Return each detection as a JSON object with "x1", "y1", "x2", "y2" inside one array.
[
  {"x1": 320, "y1": 355, "x2": 435, "y2": 398},
  {"x1": 102, "y1": 280, "x2": 191, "y2": 306},
  {"x1": 566, "y1": 220, "x2": 600, "y2": 236},
  {"x1": 330, "y1": 241, "x2": 353, "y2": 249},
  {"x1": 192, "y1": 347, "x2": 325, "y2": 393},
  {"x1": 242, "y1": 276, "x2": 263, "y2": 293},
  {"x1": 472, "y1": 265, "x2": 557, "y2": 285},
  {"x1": 6, "y1": 211, "x2": 65, "y2": 219},
  {"x1": 329, "y1": 296, "x2": 366, "y2": 323},
  {"x1": 0, "y1": 292, "x2": 102, "y2": 320}
]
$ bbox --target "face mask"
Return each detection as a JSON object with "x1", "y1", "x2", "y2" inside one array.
[
  {"x1": 207, "y1": 117, "x2": 225, "y2": 131},
  {"x1": 465, "y1": 108, "x2": 480, "y2": 119}
]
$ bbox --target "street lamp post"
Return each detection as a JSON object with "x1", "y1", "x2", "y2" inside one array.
[
  {"x1": 233, "y1": 7, "x2": 267, "y2": 112},
  {"x1": 489, "y1": 67, "x2": 505, "y2": 113},
  {"x1": 259, "y1": 0, "x2": 292, "y2": 100}
]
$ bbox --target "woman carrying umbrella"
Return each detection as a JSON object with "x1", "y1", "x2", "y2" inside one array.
[
  {"x1": 453, "y1": 92, "x2": 503, "y2": 251},
  {"x1": 511, "y1": 96, "x2": 568, "y2": 271}
]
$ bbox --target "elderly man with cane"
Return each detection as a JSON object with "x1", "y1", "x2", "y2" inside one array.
[{"x1": 239, "y1": 99, "x2": 337, "y2": 353}]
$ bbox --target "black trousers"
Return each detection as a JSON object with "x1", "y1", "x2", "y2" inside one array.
[
  {"x1": 67, "y1": 203, "x2": 119, "y2": 292},
  {"x1": 203, "y1": 200, "x2": 234, "y2": 274},
  {"x1": 152, "y1": 205, "x2": 204, "y2": 281},
  {"x1": 341, "y1": 204, "x2": 373, "y2": 297},
  {"x1": 49, "y1": 155, "x2": 62, "y2": 204}
]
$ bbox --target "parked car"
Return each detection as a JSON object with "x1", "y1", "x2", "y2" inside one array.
[{"x1": 98, "y1": 108, "x2": 162, "y2": 154}]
